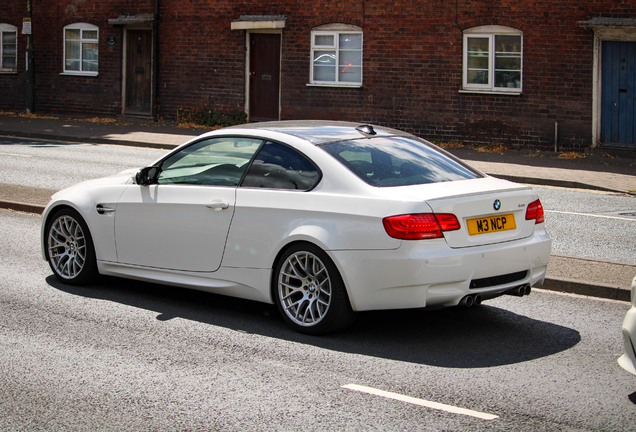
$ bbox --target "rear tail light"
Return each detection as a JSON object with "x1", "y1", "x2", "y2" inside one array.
[
  {"x1": 383, "y1": 213, "x2": 460, "y2": 240},
  {"x1": 525, "y1": 199, "x2": 545, "y2": 224}
]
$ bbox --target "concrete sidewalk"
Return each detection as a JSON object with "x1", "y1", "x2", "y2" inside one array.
[{"x1": 1, "y1": 113, "x2": 634, "y2": 301}]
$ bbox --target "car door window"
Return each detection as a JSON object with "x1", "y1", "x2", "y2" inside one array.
[
  {"x1": 241, "y1": 142, "x2": 320, "y2": 190},
  {"x1": 157, "y1": 137, "x2": 263, "y2": 186}
]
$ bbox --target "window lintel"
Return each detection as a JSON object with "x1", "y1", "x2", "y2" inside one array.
[{"x1": 464, "y1": 25, "x2": 522, "y2": 35}]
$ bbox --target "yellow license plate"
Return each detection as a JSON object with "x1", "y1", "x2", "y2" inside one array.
[{"x1": 467, "y1": 214, "x2": 516, "y2": 236}]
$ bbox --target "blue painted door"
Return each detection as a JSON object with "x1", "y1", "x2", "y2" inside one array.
[{"x1": 601, "y1": 41, "x2": 636, "y2": 147}]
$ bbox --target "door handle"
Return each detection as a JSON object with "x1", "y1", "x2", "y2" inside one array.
[{"x1": 206, "y1": 201, "x2": 230, "y2": 211}]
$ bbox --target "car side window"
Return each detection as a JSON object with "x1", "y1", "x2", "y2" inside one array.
[
  {"x1": 157, "y1": 137, "x2": 263, "y2": 186},
  {"x1": 241, "y1": 142, "x2": 320, "y2": 190}
]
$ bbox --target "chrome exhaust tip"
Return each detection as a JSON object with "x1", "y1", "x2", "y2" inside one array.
[
  {"x1": 473, "y1": 294, "x2": 482, "y2": 306},
  {"x1": 459, "y1": 295, "x2": 475, "y2": 307},
  {"x1": 504, "y1": 285, "x2": 529, "y2": 297}
]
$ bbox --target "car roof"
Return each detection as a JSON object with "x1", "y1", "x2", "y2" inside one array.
[{"x1": 225, "y1": 120, "x2": 414, "y2": 145}]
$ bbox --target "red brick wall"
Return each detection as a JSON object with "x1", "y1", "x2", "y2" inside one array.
[
  {"x1": 0, "y1": 1, "x2": 26, "y2": 109},
  {"x1": 1, "y1": 1, "x2": 635, "y2": 149},
  {"x1": 29, "y1": 1, "x2": 155, "y2": 116}
]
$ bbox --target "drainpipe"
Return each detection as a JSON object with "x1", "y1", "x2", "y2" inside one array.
[
  {"x1": 153, "y1": 0, "x2": 159, "y2": 120},
  {"x1": 25, "y1": 0, "x2": 35, "y2": 113}
]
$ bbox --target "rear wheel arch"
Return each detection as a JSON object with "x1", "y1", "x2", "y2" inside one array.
[{"x1": 270, "y1": 240, "x2": 356, "y2": 334}]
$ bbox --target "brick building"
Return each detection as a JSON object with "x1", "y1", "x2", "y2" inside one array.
[{"x1": 1, "y1": 1, "x2": 636, "y2": 150}]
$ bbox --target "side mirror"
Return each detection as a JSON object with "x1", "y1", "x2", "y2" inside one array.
[{"x1": 134, "y1": 166, "x2": 159, "y2": 186}]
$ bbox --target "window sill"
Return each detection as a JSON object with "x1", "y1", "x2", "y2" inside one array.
[
  {"x1": 0, "y1": 70, "x2": 17, "y2": 74},
  {"x1": 307, "y1": 83, "x2": 362, "y2": 89},
  {"x1": 60, "y1": 72, "x2": 99, "y2": 77},
  {"x1": 459, "y1": 88, "x2": 522, "y2": 96}
]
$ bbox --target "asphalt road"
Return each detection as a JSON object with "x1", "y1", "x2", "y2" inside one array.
[
  {"x1": 536, "y1": 186, "x2": 636, "y2": 264},
  {"x1": 0, "y1": 137, "x2": 166, "y2": 190},
  {"x1": 1, "y1": 209, "x2": 635, "y2": 431}
]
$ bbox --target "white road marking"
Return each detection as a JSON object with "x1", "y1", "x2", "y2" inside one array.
[
  {"x1": 0, "y1": 152, "x2": 31, "y2": 158},
  {"x1": 545, "y1": 210, "x2": 635, "y2": 221},
  {"x1": 341, "y1": 384, "x2": 499, "y2": 420}
]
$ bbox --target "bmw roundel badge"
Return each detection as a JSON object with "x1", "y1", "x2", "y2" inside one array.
[{"x1": 493, "y1": 199, "x2": 501, "y2": 211}]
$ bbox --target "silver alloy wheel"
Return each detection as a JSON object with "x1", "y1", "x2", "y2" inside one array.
[
  {"x1": 278, "y1": 251, "x2": 332, "y2": 327},
  {"x1": 47, "y1": 215, "x2": 87, "y2": 280}
]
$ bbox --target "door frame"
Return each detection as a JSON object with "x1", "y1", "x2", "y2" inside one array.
[
  {"x1": 122, "y1": 24, "x2": 154, "y2": 117},
  {"x1": 245, "y1": 29, "x2": 283, "y2": 121},
  {"x1": 590, "y1": 27, "x2": 636, "y2": 147}
]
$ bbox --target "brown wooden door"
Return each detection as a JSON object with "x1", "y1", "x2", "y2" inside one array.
[
  {"x1": 125, "y1": 30, "x2": 152, "y2": 115},
  {"x1": 249, "y1": 34, "x2": 281, "y2": 121}
]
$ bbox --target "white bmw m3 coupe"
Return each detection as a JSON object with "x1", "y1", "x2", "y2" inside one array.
[{"x1": 41, "y1": 121, "x2": 551, "y2": 334}]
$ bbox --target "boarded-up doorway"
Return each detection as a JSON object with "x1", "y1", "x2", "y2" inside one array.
[
  {"x1": 249, "y1": 33, "x2": 281, "y2": 122},
  {"x1": 125, "y1": 30, "x2": 152, "y2": 116}
]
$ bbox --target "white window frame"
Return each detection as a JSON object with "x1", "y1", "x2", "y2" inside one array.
[
  {"x1": 309, "y1": 24, "x2": 363, "y2": 87},
  {"x1": 62, "y1": 23, "x2": 99, "y2": 76},
  {"x1": 0, "y1": 24, "x2": 18, "y2": 73},
  {"x1": 462, "y1": 25, "x2": 523, "y2": 94}
]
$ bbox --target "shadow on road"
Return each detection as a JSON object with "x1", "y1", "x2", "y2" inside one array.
[{"x1": 47, "y1": 275, "x2": 580, "y2": 369}]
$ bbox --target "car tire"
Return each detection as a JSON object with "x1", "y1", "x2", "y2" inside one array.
[
  {"x1": 45, "y1": 208, "x2": 98, "y2": 285},
  {"x1": 274, "y1": 243, "x2": 356, "y2": 335}
]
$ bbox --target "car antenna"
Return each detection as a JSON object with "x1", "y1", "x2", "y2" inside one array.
[{"x1": 356, "y1": 124, "x2": 377, "y2": 136}]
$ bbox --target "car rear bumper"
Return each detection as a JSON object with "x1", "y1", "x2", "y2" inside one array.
[
  {"x1": 619, "y1": 304, "x2": 636, "y2": 376},
  {"x1": 331, "y1": 229, "x2": 551, "y2": 311}
]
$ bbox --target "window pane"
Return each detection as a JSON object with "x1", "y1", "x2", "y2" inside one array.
[
  {"x1": 65, "y1": 59, "x2": 80, "y2": 71},
  {"x1": 467, "y1": 54, "x2": 489, "y2": 70},
  {"x1": 2, "y1": 31, "x2": 16, "y2": 69},
  {"x1": 467, "y1": 37, "x2": 489, "y2": 53},
  {"x1": 494, "y1": 35, "x2": 521, "y2": 88},
  {"x1": 339, "y1": 33, "x2": 362, "y2": 50},
  {"x1": 65, "y1": 37, "x2": 80, "y2": 71},
  {"x1": 242, "y1": 142, "x2": 319, "y2": 190},
  {"x1": 82, "y1": 43, "x2": 98, "y2": 60},
  {"x1": 313, "y1": 51, "x2": 336, "y2": 81},
  {"x1": 65, "y1": 30, "x2": 81, "y2": 71},
  {"x1": 314, "y1": 65, "x2": 336, "y2": 81},
  {"x1": 466, "y1": 37, "x2": 490, "y2": 85},
  {"x1": 82, "y1": 59, "x2": 98, "y2": 72},
  {"x1": 158, "y1": 138, "x2": 262, "y2": 186},
  {"x1": 2, "y1": 56, "x2": 15, "y2": 69},
  {"x1": 65, "y1": 41, "x2": 80, "y2": 59},
  {"x1": 3, "y1": 31, "x2": 16, "y2": 47},
  {"x1": 3, "y1": 42, "x2": 16, "y2": 56},
  {"x1": 495, "y1": 55, "x2": 520, "y2": 71},
  {"x1": 82, "y1": 30, "x2": 98, "y2": 40},
  {"x1": 467, "y1": 69, "x2": 488, "y2": 84},
  {"x1": 340, "y1": 50, "x2": 361, "y2": 67},
  {"x1": 495, "y1": 35, "x2": 521, "y2": 54},
  {"x1": 321, "y1": 137, "x2": 482, "y2": 187},
  {"x1": 314, "y1": 34, "x2": 334, "y2": 46},
  {"x1": 339, "y1": 66, "x2": 361, "y2": 83},
  {"x1": 83, "y1": 41, "x2": 99, "y2": 71},
  {"x1": 65, "y1": 29, "x2": 80, "y2": 41},
  {"x1": 495, "y1": 71, "x2": 521, "y2": 88},
  {"x1": 313, "y1": 51, "x2": 336, "y2": 67}
]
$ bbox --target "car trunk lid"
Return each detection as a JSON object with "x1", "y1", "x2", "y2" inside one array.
[{"x1": 391, "y1": 177, "x2": 540, "y2": 248}]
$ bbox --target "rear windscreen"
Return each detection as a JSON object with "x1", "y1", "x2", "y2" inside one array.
[{"x1": 321, "y1": 137, "x2": 484, "y2": 187}]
